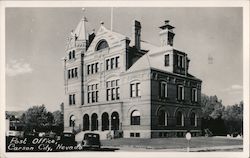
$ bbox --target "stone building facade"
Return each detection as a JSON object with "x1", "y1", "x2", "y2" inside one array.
[{"x1": 62, "y1": 14, "x2": 202, "y2": 138}]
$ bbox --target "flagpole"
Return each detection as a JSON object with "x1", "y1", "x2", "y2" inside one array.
[{"x1": 111, "y1": 7, "x2": 113, "y2": 31}]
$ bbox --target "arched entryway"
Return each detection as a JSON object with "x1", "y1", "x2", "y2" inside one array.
[
  {"x1": 91, "y1": 113, "x2": 98, "y2": 131},
  {"x1": 102, "y1": 112, "x2": 109, "y2": 131},
  {"x1": 111, "y1": 112, "x2": 119, "y2": 130},
  {"x1": 82, "y1": 114, "x2": 90, "y2": 131}
]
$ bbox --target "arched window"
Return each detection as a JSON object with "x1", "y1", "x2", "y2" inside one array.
[
  {"x1": 176, "y1": 111, "x2": 184, "y2": 126},
  {"x1": 131, "y1": 110, "x2": 140, "y2": 125},
  {"x1": 91, "y1": 113, "x2": 98, "y2": 131},
  {"x1": 83, "y1": 114, "x2": 90, "y2": 131},
  {"x1": 69, "y1": 115, "x2": 76, "y2": 127},
  {"x1": 158, "y1": 110, "x2": 168, "y2": 126},
  {"x1": 101, "y1": 112, "x2": 109, "y2": 131},
  {"x1": 96, "y1": 40, "x2": 109, "y2": 51},
  {"x1": 190, "y1": 112, "x2": 197, "y2": 126}
]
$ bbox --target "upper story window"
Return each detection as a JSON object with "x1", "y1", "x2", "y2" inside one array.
[
  {"x1": 87, "y1": 83, "x2": 99, "y2": 103},
  {"x1": 87, "y1": 62, "x2": 99, "y2": 75},
  {"x1": 69, "y1": 94, "x2": 76, "y2": 105},
  {"x1": 191, "y1": 88, "x2": 198, "y2": 102},
  {"x1": 160, "y1": 82, "x2": 168, "y2": 98},
  {"x1": 68, "y1": 50, "x2": 75, "y2": 60},
  {"x1": 177, "y1": 85, "x2": 184, "y2": 101},
  {"x1": 106, "y1": 56, "x2": 120, "y2": 70},
  {"x1": 164, "y1": 54, "x2": 170, "y2": 66},
  {"x1": 96, "y1": 40, "x2": 109, "y2": 51},
  {"x1": 130, "y1": 81, "x2": 141, "y2": 98},
  {"x1": 177, "y1": 54, "x2": 184, "y2": 68},
  {"x1": 106, "y1": 79, "x2": 120, "y2": 101},
  {"x1": 68, "y1": 67, "x2": 78, "y2": 79}
]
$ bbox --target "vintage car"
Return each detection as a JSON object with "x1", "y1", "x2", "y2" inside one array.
[
  {"x1": 82, "y1": 133, "x2": 101, "y2": 148},
  {"x1": 59, "y1": 132, "x2": 77, "y2": 146}
]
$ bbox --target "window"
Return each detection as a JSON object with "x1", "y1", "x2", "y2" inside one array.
[
  {"x1": 165, "y1": 54, "x2": 169, "y2": 66},
  {"x1": 69, "y1": 94, "x2": 76, "y2": 105},
  {"x1": 131, "y1": 110, "x2": 140, "y2": 125},
  {"x1": 87, "y1": 62, "x2": 99, "y2": 75},
  {"x1": 191, "y1": 88, "x2": 198, "y2": 102},
  {"x1": 111, "y1": 58, "x2": 115, "y2": 69},
  {"x1": 135, "y1": 133, "x2": 140, "y2": 137},
  {"x1": 106, "y1": 56, "x2": 120, "y2": 70},
  {"x1": 87, "y1": 65, "x2": 91, "y2": 75},
  {"x1": 160, "y1": 82, "x2": 168, "y2": 98},
  {"x1": 176, "y1": 111, "x2": 184, "y2": 126},
  {"x1": 190, "y1": 112, "x2": 197, "y2": 126},
  {"x1": 106, "y1": 79, "x2": 120, "y2": 101},
  {"x1": 158, "y1": 110, "x2": 168, "y2": 126},
  {"x1": 130, "y1": 133, "x2": 134, "y2": 137},
  {"x1": 115, "y1": 56, "x2": 120, "y2": 68},
  {"x1": 95, "y1": 63, "x2": 99, "y2": 73},
  {"x1": 72, "y1": 50, "x2": 75, "y2": 59},
  {"x1": 74, "y1": 68, "x2": 78, "y2": 77},
  {"x1": 68, "y1": 70, "x2": 71, "y2": 79},
  {"x1": 69, "y1": 51, "x2": 72, "y2": 60},
  {"x1": 87, "y1": 84, "x2": 99, "y2": 103},
  {"x1": 96, "y1": 40, "x2": 109, "y2": 51},
  {"x1": 177, "y1": 85, "x2": 184, "y2": 100},
  {"x1": 177, "y1": 54, "x2": 184, "y2": 68},
  {"x1": 68, "y1": 68, "x2": 78, "y2": 79},
  {"x1": 68, "y1": 50, "x2": 76, "y2": 60},
  {"x1": 130, "y1": 82, "x2": 141, "y2": 97}
]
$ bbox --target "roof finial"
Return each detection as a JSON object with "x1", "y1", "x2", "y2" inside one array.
[{"x1": 81, "y1": 8, "x2": 88, "y2": 22}]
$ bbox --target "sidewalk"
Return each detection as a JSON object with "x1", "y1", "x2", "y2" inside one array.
[{"x1": 101, "y1": 145, "x2": 243, "y2": 152}]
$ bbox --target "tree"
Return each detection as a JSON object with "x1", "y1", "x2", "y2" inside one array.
[
  {"x1": 222, "y1": 101, "x2": 243, "y2": 134},
  {"x1": 52, "y1": 110, "x2": 64, "y2": 134},
  {"x1": 20, "y1": 105, "x2": 54, "y2": 132},
  {"x1": 201, "y1": 94, "x2": 224, "y2": 119},
  {"x1": 201, "y1": 94, "x2": 226, "y2": 135}
]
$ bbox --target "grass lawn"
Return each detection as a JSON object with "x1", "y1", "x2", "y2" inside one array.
[{"x1": 101, "y1": 137, "x2": 243, "y2": 149}]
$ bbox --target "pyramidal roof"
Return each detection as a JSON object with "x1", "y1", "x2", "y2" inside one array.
[{"x1": 73, "y1": 16, "x2": 87, "y2": 41}]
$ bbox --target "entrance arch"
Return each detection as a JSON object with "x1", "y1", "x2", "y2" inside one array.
[
  {"x1": 91, "y1": 113, "x2": 98, "y2": 131},
  {"x1": 83, "y1": 114, "x2": 90, "y2": 131},
  {"x1": 102, "y1": 112, "x2": 109, "y2": 131},
  {"x1": 111, "y1": 112, "x2": 119, "y2": 130}
]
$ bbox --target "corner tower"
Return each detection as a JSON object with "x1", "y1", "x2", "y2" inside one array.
[{"x1": 63, "y1": 15, "x2": 87, "y2": 131}]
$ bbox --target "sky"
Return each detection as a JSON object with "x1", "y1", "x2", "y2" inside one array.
[{"x1": 5, "y1": 7, "x2": 243, "y2": 112}]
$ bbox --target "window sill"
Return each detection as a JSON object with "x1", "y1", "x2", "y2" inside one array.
[
  {"x1": 130, "y1": 96, "x2": 141, "y2": 99},
  {"x1": 87, "y1": 73, "x2": 99, "y2": 76}
]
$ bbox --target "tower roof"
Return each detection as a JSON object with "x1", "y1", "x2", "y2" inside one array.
[
  {"x1": 73, "y1": 17, "x2": 87, "y2": 41},
  {"x1": 66, "y1": 16, "x2": 87, "y2": 50}
]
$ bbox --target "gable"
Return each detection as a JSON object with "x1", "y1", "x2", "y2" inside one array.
[{"x1": 86, "y1": 25, "x2": 128, "y2": 55}]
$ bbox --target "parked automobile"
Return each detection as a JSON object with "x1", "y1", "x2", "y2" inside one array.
[
  {"x1": 82, "y1": 133, "x2": 101, "y2": 148},
  {"x1": 59, "y1": 132, "x2": 77, "y2": 146}
]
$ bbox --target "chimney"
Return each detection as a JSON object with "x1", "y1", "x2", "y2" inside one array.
[{"x1": 132, "y1": 20, "x2": 141, "y2": 50}]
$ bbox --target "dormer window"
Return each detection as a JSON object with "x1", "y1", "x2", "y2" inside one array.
[
  {"x1": 177, "y1": 54, "x2": 184, "y2": 68},
  {"x1": 96, "y1": 40, "x2": 109, "y2": 51}
]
